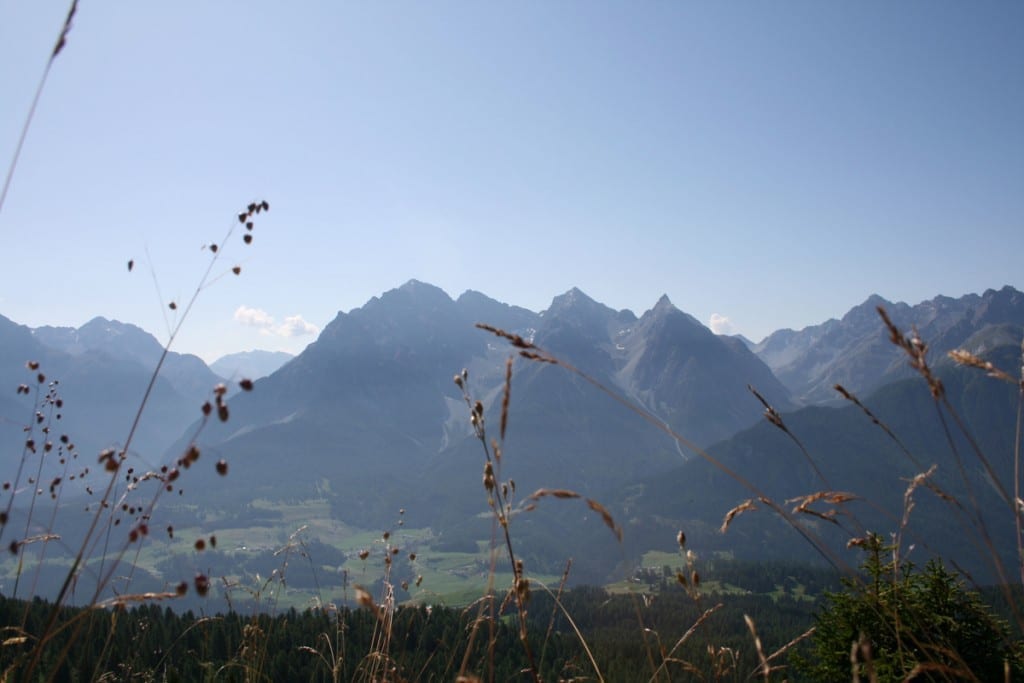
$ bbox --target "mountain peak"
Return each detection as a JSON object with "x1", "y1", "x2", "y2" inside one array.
[
  {"x1": 398, "y1": 279, "x2": 448, "y2": 295},
  {"x1": 982, "y1": 285, "x2": 1022, "y2": 302},
  {"x1": 375, "y1": 280, "x2": 454, "y2": 307},
  {"x1": 563, "y1": 286, "x2": 593, "y2": 302},
  {"x1": 653, "y1": 294, "x2": 674, "y2": 311},
  {"x1": 456, "y1": 289, "x2": 492, "y2": 304},
  {"x1": 547, "y1": 287, "x2": 601, "y2": 313},
  {"x1": 80, "y1": 316, "x2": 135, "y2": 336}
]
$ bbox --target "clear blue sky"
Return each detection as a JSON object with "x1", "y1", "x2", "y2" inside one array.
[{"x1": 1, "y1": 2, "x2": 1022, "y2": 362}]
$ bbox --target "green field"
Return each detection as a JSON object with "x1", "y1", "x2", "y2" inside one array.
[{"x1": 0, "y1": 496, "x2": 566, "y2": 611}]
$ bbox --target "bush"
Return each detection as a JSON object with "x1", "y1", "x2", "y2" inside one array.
[{"x1": 800, "y1": 534, "x2": 1024, "y2": 681}]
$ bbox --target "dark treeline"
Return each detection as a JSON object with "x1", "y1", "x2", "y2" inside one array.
[{"x1": 0, "y1": 578, "x2": 825, "y2": 681}]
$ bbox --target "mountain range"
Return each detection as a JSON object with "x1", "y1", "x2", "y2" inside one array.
[
  {"x1": 210, "y1": 350, "x2": 293, "y2": 381},
  {"x1": 754, "y1": 285, "x2": 1024, "y2": 403},
  {"x1": 2, "y1": 283, "x2": 1022, "y2": 587}
]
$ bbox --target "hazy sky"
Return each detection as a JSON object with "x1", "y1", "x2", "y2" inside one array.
[{"x1": 1, "y1": 2, "x2": 1021, "y2": 362}]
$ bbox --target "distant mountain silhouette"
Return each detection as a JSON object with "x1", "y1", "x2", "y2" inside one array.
[
  {"x1": 754, "y1": 286, "x2": 1024, "y2": 404},
  {"x1": 211, "y1": 350, "x2": 294, "y2": 380},
  {"x1": 34, "y1": 317, "x2": 222, "y2": 404},
  {"x1": 0, "y1": 315, "x2": 207, "y2": 482}
]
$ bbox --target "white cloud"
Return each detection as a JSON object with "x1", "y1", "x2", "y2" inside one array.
[
  {"x1": 708, "y1": 313, "x2": 735, "y2": 335},
  {"x1": 234, "y1": 305, "x2": 275, "y2": 329},
  {"x1": 234, "y1": 306, "x2": 319, "y2": 338},
  {"x1": 277, "y1": 314, "x2": 320, "y2": 338}
]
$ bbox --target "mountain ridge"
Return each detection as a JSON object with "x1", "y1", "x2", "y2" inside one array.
[{"x1": 753, "y1": 285, "x2": 1024, "y2": 404}]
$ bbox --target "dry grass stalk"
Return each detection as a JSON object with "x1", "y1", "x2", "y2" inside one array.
[
  {"x1": 474, "y1": 324, "x2": 536, "y2": 350},
  {"x1": 95, "y1": 591, "x2": 182, "y2": 607},
  {"x1": 525, "y1": 489, "x2": 623, "y2": 542},
  {"x1": 528, "y1": 488, "x2": 580, "y2": 501},
  {"x1": 877, "y1": 306, "x2": 944, "y2": 399},
  {"x1": 51, "y1": 0, "x2": 78, "y2": 59},
  {"x1": 834, "y1": 383, "x2": 924, "y2": 470},
  {"x1": 586, "y1": 499, "x2": 623, "y2": 542},
  {"x1": 786, "y1": 491, "x2": 859, "y2": 509},
  {"x1": 764, "y1": 625, "x2": 816, "y2": 666},
  {"x1": 645, "y1": 602, "x2": 723, "y2": 683},
  {"x1": 720, "y1": 499, "x2": 758, "y2": 533},
  {"x1": 784, "y1": 491, "x2": 859, "y2": 526},
  {"x1": 948, "y1": 349, "x2": 1019, "y2": 386},
  {"x1": 748, "y1": 385, "x2": 786, "y2": 431},
  {"x1": 749, "y1": 384, "x2": 834, "y2": 491},
  {"x1": 895, "y1": 466, "x2": 939, "y2": 565},
  {"x1": 500, "y1": 356, "x2": 512, "y2": 441},
  {"x1": 455, "y1": 369, "x2": 541, "y2": 682},
  {"x1": 744, "y1": 614, "x2": 771, "y2": 681},
  {"x1": 534, "y1": 573, "x2": 605, "y2": 683},
  {"x1": 0, "y1": 0, "x2": 79, "y2": 216}
]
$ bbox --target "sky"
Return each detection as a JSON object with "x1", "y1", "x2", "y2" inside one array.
[{"x1": 0, "y1": 2, "x2": 1021, "y2": 363}]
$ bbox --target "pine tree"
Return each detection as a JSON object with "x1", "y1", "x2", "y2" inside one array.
[{"x1": 799, "y1": 534, "x2": 1024, "y2": 681}]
